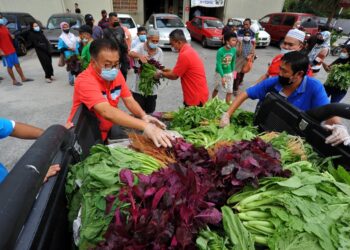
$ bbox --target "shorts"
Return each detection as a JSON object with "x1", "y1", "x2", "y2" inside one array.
[
  {"x1": 2, "y1": 53, "x2": 19, "y2": 68},
  {"x1": 214, "y1": 72, "x2": 234, "y2": 94}
]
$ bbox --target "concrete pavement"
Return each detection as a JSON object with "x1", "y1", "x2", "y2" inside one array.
[{"x1": 0, "y1": 42, "x2": 349, "y2": 169}]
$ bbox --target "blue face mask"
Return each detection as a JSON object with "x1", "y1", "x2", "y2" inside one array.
[
  {"x1": 139, "y1": 34, "x2": 147, "y2": 42},
  {"x1": 33, "y1": 26, "x2": 40, "y2": 32},
  {"x1": 101, "y1": 68, "x2": 118, "y2": 81},
  {"x1": 0, "y1": 19, "x2": 4, "y2": 25},
  {"x1": 148, "y1": 42, "x2": 158, "y2": 49}
]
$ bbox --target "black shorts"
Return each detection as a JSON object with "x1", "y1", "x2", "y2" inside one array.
[{"x1": 132, "y1": 92, "x2": 157, "y2": 114}]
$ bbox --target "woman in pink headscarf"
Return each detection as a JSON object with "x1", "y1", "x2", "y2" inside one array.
[{"x1": 58, "y1": 22, "x2": 80, "y2": 85}]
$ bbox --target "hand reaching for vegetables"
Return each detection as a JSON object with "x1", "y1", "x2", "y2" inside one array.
[
  {"x1": 43, "y1": 164, "x2": 61, "y2": 183},
  {"x1": 142, "y1": 115, "x2": 167, "y2": 129},
  {"x1": 324, "y1": 124, "x2": 350, "y2": 146},
  {"x1": 220, "y1": 112, "x2": 230, "y2": 128},
  {"x1": 221, "y1": 77, "x2": 226, "y2": 88},
  {"x1": 139, "y1": 55, "x2": 149, "y2": 64},
  {"x1": 143, "y1": 124, "x2": 173, "y2": 148}
]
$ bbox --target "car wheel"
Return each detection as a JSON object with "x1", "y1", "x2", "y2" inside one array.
[
  {"x1": 17, "y1": 40, "x2": 27, "y2": 56},
  {"x1": 201, "y1": 37, "x2": 208, "y2": 48}
]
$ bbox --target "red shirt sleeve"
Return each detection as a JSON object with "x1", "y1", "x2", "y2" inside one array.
[
  {"x1": 76, "y1": 76, "x2": 108, "y2": 110},
  {"x1": 173, "y1": 53, "x2": 189, "y2": 77}
]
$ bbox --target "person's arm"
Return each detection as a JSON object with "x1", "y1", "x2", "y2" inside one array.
[
  {"x1": 220, "y1": 92, "x2": 249, "y2": 127},
  {"x1": 129, "y1": 50, "x2": 148, "y2": 63},
  {"x1": 161, "y1": 70, "x2": 179, "y2": 80},
  {"x1": 122, "y1": 96, "x2": 147, "y2": 118},
  {"x1": 11, "y1": 122, "x2": 43, "y2": 139}
]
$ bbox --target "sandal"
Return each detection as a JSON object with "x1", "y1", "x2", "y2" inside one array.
[
  {"x1": 13, "y1": 82, "x2": 23, "y2": 86},
  {"x1": 22, "y1": 78, "x2": 34, "y2": 82}
]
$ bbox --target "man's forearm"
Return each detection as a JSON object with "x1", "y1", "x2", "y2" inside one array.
[
  {"x1": 123, "y1": 97, "x2": 146, "y2": 118},
  {"x1": 11, "y1": 122, "x2": 44, "y2": 139},
  {"x1": 162, "y1": 70, "x2": 178, "y2": 80},
  {"x1": 227, "y1": 92, "x2": 249, "y2": 116}
]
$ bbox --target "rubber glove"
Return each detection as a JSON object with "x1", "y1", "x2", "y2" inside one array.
[
  {"x1": 142, "y1": 115, "x2": 166, "y2": 129},
  {"x1": 324, "y1": 124, "x2": 350, "y2": 146},
  {"x1": 143, "y1": 124, "x2": 173, "y2": 148},
  {"x1": 220, "y1": 112, "x2": 230, "y2": 128}
]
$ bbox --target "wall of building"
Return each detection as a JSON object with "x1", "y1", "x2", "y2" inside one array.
[
  {"x1": 64, "y1": 0, "x2": 113, "y2": 23},
  {"x1": 0, "y1": 0, "x2": 65, "y2": 25},
  {"x1": 223, "y1": 0, "x2": 285, "y2": 23},
  {"x1": 112, "y1": 0, "x2": 143, "y2": 25}
]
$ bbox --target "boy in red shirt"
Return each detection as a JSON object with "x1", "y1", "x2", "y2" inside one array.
[
  {"x1": 0, "y1": 14, "x2": 33, "y2": 86},
  {"x1": 158, "y1": 29, "x2": 209, "y2": 106}
]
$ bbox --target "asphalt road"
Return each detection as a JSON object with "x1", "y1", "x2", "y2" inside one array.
[{"x1": 0, "y1": 42, "x2": 349, "y2": 169}]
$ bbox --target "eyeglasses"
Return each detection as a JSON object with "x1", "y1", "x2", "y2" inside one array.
[{"x1": 94, "y1": 60, "x2": 120, "y2": 69}]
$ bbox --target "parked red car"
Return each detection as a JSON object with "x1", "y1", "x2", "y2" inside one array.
[
  {"x1": 259, "y1": 12, "x2": 318, "y2": 44},
  {"x1": 186, "y1": 16, "x2": 224, "y2": 48}
]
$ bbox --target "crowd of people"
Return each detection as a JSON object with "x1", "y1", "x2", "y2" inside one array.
[{"x1": 1, "y1": 10, "x2": 350, "y2": 184}]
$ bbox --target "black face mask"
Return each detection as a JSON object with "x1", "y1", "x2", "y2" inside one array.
[
  {"x1": 316, "y1": 38, "x2": 324, "y2": 44},
  {"x1": 63, "y1": 29, "x2": 70, "y2": 34},
  {"x1": 278, "y1": 75, "x2": 294, "y2": 87},
  {"x1": 113, "y1": 21, "x2": 120, "y2": 27}
]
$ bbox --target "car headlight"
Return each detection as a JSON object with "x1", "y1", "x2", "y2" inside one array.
[{"x1": 210, "y1": 36, "x2": 221, "y2": 40}]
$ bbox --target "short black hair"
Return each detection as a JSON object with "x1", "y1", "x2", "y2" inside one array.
[
  {"x1": 169, "y1": 29, "x2": 186, "y2": 42},
  {"x1": 137, "y1": 26, "x2": 146, "y2": 33},
  {"x1": 79, "y1": 25, "x2": 92, "y2": 35},
  {"x1": 244, "y1": 18, "x2": 252, "y2": 25},
  {"x1": 101, "y1": 10, "x2": 107, "y2": 14},
  {"x1": 224, "y1": 32, "x2": 237, "y2": 42},
  {"x1": 281, "y1": 51, "x2": 309, "y2": 76},
  {"x1": 90, "y1": 39, "x2": 120, "y2": 59},
  {"x1": 109, "y1": 12, "x2": 118, "y2": 18}
]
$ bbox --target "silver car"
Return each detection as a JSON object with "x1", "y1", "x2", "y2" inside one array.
[
  {"x1": 43, "y1": 13, "x2": 84, "y2": 53},
  {"x1": 145, "y1": 14, "x2": 191, "y2": 48}
]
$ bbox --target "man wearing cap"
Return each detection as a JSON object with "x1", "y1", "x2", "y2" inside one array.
[
  {"x1": 256, "y1": 29, "x2": 311, "y2": 83},
  {"x1": 129, "y1": 29, "x2": 163, "y2": 113},
  {"x1": 85, "y1": 14, "x2": 103, "y2": 40}
]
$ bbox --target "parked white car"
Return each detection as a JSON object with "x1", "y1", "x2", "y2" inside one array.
[
  {"x1": 145, "y1": 13, "x2": 191, "y2": 48},
  {"x1": 228, "y1": 18, "x2": 271, "y2": 47},
  {"x1": 118, "y1": 14, "x2": 138, "y2": 40}
]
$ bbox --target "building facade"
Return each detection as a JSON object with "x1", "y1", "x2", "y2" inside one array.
[{"x1": 0, "y1": 0, "x2": 284, "y2": 28}]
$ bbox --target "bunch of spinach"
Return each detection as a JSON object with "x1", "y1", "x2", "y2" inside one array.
[
  {"x1": 227, "y1": 160, "x2": 350, "y2": 250},
  {"x1": 65, "y1": 144, "x2": 163, "y2": 250},
  {"x1": 325, "y1": 63, "x2": 350, "y2": 91}
]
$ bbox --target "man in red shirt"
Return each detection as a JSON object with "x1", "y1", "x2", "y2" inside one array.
[
  {"x1": 0, "y1": 14, "x2": 33, "y2": 86},
  {"x1": 158, "y1": 29, "x2": 209, "y2": 106},
  {"x1": 67, "y1": 39, "x2": 172, "y2": 147}
]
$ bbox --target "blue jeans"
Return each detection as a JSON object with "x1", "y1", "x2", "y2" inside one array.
[{"x1": 324, "y1": 85, "x2": 347, "y2": 103}]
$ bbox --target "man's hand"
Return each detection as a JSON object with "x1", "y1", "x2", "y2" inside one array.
[
  {"x1": 154, "y1": 70, "x2": 162, "y2": 80},
  {"x1": 0, "y1": 50, "x2": 4, "y2": 56},
  {"x1": 143, "y1": 124, "x2": 173, "y2": 147},
  {"x1": 221, "y1": 77, "x2": 226, "y2": 87},
  {"x1": 142, "y1": 115, "x2": 166, "y2": 129},
  {"x1": 43, "y1": 164, "x2": 61, "y2": 183},
  {"x1": 139, "y1": 55, "x2": 149, "y2": 64},
  {"x1": 324, "y1": 124, "x2": 350, "y2": 146},
  {"x1": 220, "y1": 112, "x2": 230, "y2": 128}
]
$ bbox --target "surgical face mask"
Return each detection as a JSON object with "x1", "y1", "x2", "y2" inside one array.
[
  {"x1": 280, "y1": 48, "x2": 294, "y2": 54},
  {"x1": 139, "y1": 34, "x2": 147, "y2": 42},
  {"x1": 33, "y1": 26, "x2": 40, "y2": 32},
  {"x1": 148, "y1": 42, "x2": 158, "y2": 49},
  {"x1": 339, "y1": 52, "x2": 349, "y2": 59},
  {"x1": 63, "y1": 29, "x2": 70, "y2": 34},
  {"x1": 0, "y1": 18, "x2": 4, "y2": 25},
  {"x1": 113, "y1": 21, "x2": 120, "y2": 27},
  {"x1": 82, "y1": 38, "x2": 89, "y2": 43},
  {"x1": 228, "y1": 21, "x2": 233, "y2": 26},
  {"x1": 101, "y1": 68, "x2": 118, "y2": 81},
  {"x1": 278, "y1": 75, "x2": 294, "y2": 87},
  {"x1": 243, "y1": 36, "x2": 251, "y2": 42}
]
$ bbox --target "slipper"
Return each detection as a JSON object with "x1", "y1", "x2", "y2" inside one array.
[
  {"x1": 22, "y1": 78, "x2": 34, "y2": 82},
  {"x1": 13, "y1": 82, "x2": 23, "y2": 86}
]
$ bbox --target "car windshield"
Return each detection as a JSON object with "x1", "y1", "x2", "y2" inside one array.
[
  {"x1": 204, "y1": 19, "x2": 224, "y2": 29},
  {"x1": 301, "y1": 17, "x2": 318, "y2": 28},
  {"x1": 156, "y1": 16, "x2": 184, "y2": 28},
  {"x1": 119, "y1": 17, "x2": 135, "y2": 29},
  {"x1": 252, "y1": 21, "x2": 263, "y2": 30},
  {"x1": 47, "y1": 16, "x2": 81, "y2": 29},
  {"x1": 2, "y1": 15, "x2": 16, "y2": 31}
]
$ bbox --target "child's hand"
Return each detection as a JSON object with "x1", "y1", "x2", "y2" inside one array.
[{"x1": 221, "y1": 77, "x2": 226, "y2": 87}]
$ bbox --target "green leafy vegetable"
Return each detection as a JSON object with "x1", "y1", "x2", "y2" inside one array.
[
  {"x1": 325, "y1": 63, "x2": 350, "y2": 91},
  {"x1": 139, "y1": 63, "x2": 160, "y2": 96}
]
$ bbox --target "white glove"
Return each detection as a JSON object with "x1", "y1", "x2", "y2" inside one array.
[
  {"x1": 220, "y1": 112, "x2": 230, "y2": 128},
  {"x1": 143, "y1": 124, "x2": 173, "y2": 148},
  {"x1": 323, "y1": 124, "x2": 350, "y2": 146},
  {"x1": 142, "y1": 115, "x2": 166, "y2": 129}
]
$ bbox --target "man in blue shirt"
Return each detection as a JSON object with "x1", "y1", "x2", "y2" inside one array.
[
  {"x1": 0, "y1": 118, "x2": 60, "y2": 183},
  {"x1": 220, "y1": 51, "x2": 350, "y2": 147}
]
